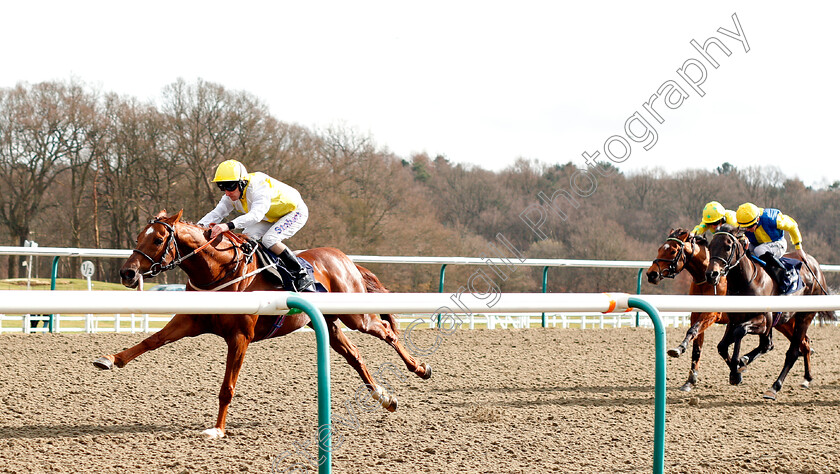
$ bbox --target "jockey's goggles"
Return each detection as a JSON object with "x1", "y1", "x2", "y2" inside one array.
[{"x1": 217, "y1": 181, "x2": 239, "y2": 192}]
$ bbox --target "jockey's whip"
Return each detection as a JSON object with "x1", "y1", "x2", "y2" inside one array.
[{"x1": 801, "y1": 257, "x2": 830, "y2": 295}]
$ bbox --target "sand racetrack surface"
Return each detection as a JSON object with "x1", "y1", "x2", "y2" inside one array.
[{"x1": 2, "y1": 324, "x2": 840, "y2": 473}]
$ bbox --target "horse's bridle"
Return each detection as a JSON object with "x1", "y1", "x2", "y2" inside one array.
[
  {"x1": 652, "y1": 237, "x2": 694, "y2": 279},
  {"x1": 132, "y1": 219, "x2": 240, "y2": 279},
  {"x1": 132, "y1": 219, "x2": 183, "y2": 277},
  {"x1": 709, "y1": 231, "x2": 747, "y2": 278}
]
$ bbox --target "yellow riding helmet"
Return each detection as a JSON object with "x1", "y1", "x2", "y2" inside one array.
[
  {"x1": 701, "y1": 201, "x2": 727, "y2": 224},
  {"x1": 212, "y1": 160, "x2": 249, "y2": 182},
  {"x1": 736, "y1": 202, "x2": 762, "y2": 227}
]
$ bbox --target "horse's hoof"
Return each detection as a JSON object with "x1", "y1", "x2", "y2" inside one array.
[
  {"x1": 419, "y1": 362, "x2": 432, "y2": 380},
  {"x1": 93, "y1": 356, "x2": 114, "y2": 370},
  {"x1": 763, "y1": 390, "x2": 777, "y2": 400},
  {"x1": 729, "y1": 373, "x2": 742, "y2": 385},
  {"x1": 667, "y1": 348, "x2": 683, "y2": 358},
  {"x1": 801, "y1": 380, "x2": 811, "y2": 389},
  {"x1": 384, "y1": 396, "x2": 398, "y2": 412},
  {"x1": 202, "y1": 427, "x2": 225, "y2": 439},
  {"x1": 678, "y1": 383, "x2": 694, "y2": 392}
]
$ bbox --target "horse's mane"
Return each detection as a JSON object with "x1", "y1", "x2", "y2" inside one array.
[
  {"x1": 668, "y1": 227, "x2": 707, "y2": 247},
  {"x1": 668, "y1": 228, "x2": 690, "y2": 239}
]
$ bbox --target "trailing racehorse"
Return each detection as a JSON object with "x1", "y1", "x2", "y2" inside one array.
[
  {"x1": 94, "y1": 210, "x2": 432, "y2": 438},
  {"x1": 646, "y1": 228, "x2": 810, "y2": 392},
  {"x1": 705, "y1": 224, "x2": 833, "y2": 400}
]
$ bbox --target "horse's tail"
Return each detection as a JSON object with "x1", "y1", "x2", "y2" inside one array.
[
  {"x1": 356, "y1": 264, "x2": 389, "y2": 293},
  {"x1": 355, "y1": 264, "x2": 401, "y2": 335},
  {"x1": 816, "y1": 284, "x2": 838, "y2": 323}
]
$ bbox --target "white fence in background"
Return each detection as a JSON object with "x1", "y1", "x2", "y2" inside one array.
[
  {"x1": 0, "y1": 311, "x2": 695, "y2": 334},
  {"x1": 3, "y1": 246, "x2": 840, "y2": 334}
]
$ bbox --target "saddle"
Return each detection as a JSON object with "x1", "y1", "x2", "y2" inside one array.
[
  {"x1": 749, "y1": 252, "x2": 803, "y2": 295},
  {"x1": 244, "y1": 240, "x2": 326, "y2": 293}
]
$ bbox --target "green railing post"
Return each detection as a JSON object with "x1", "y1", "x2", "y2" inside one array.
[
  {"x1": 541, "y1": 266, "x2": 549, "y2": 327},
  {"x1": 627, "y1": 296, "x2": 666, "y2": 474},
  {"x1": 635, "y1": 268, "x2": 643, "y2": 327},
  {"x1": 286, "y1": 295, "x2": 332, "y2": 474},
  {"x1": 437, "y1": 264, "x2": 447, "y2": 328},
  {"x1": 48, "y1": 256, "x2": 60, "y2": 332}
]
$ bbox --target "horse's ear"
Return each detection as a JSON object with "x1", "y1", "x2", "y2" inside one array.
[
  {"x1": 173, "y1": 209, "x2": 183, "y2": 223},
  {"x1": 154, "y1": 209, "x2": 167, "y2": 219}
]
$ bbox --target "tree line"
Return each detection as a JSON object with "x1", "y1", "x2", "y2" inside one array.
[{"x1": 2, "y1": 79, "x2": 838, "y2": 295}]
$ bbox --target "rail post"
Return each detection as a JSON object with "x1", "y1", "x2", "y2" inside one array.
[
  {"x1": 627, "y1": 296, "x2": 666, "y2": 474},
  {"x1": 286, "y1": 294, "x2": 332, "y2": 474},
  {"x1": 541, "y1": 266, "x2": 549, "y2": 327},
  {"x1": 635, "y1": 268, "x2": 643, "y2": 327},
  {"x1": 48, "y1": 256, "x2": 60, "y2": 332},
  {"x1": 437, "y1": 264, "x2": 447, "y2": 327}
]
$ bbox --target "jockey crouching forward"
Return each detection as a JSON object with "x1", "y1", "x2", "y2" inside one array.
[
  {"x1": 691, "y1": 201, "x2": 738, "y2": 236},
  {"x1": 736, "y1": 202, "x2": 803, "y2": 288},
  {"x1": 198, "y1": 159, "x2": 314, "y2": 292}
]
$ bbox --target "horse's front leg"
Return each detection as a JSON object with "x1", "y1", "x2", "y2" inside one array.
[
  {"x1": 93, "y1": 314, "x2": 205, "y2": 369},
  {"x1": 678, "y1": 332, "x2": 705, "y2": 392},
  {"x1": 727, "y1": 325, "x2": 748, "y2": 385},
  {"x1": 676, "y1": 311, "x2": 722, "y2": 392},
  {"x1": 204, "y1": 331, "x2": 251, "y2": 439},
  {"x1": 736, "y1": 324, "x2": 773, "y2": 373},
  {"x1": 670, "y1": 313, "x2": 704, "y2": 358},
  {"x1": 717, "y1": 323, "x2": 735, "y2": 365}
]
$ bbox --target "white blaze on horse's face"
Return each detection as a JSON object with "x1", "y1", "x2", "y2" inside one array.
[{"x1": 144, "y1": 227, "x2": 155, "y2": 237}]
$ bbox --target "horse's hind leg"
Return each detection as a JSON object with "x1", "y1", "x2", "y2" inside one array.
[
  {"x1": 799, "y1": 335, "x2": 813, "y2": 388},
  {"x1": 204, "y1": 332, "x2": 250, "y2": 439},
  {"x1": 736, "y1": 331, "x2": 774, "y2": 373},
  {"x1": 776, "y1": 320, "x2": 813, "y2": 388},
  {"x1": 93, "y1": 314, "x2": 205, "y2": 370},
  {"x1": 324, "y1": 316, "x2": 399, "y2": 412},
  {"x1": 766, "y1": 316, "x2": 812, "y2": 399},
  {"x1": 339, "y1": 313, "x2": 432, "y2": 380}
]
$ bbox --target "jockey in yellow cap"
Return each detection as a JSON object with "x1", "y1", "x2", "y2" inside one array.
[
  {"x1": 735, "y1": 202, "x2": 803, "y2": 286},
  {"x1": 198, "y1": 159, "x2": 314, "y2": 291},
  {"x1": 691, "y1": 201, "x2": 737, "y2": 236}
]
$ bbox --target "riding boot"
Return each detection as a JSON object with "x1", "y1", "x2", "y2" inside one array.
[
  {"x1": 278, "y1": 248, "x2": 314, "y2": 292},
  {"x1": 759, "y1": 252, "x2": 788, "y2": 288}
]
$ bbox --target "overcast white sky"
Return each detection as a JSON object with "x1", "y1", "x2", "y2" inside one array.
[{"x1": 2, "y1": 1, "x2": 837, "y2": 187}]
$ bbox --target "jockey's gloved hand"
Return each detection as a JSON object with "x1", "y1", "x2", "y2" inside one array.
[{"x1": 209, "y1": 223, "x2": 227, "y2": 241}]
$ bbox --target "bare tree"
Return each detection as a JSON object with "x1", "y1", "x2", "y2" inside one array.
[{"x1": 0, "y1": 82, "x2": 77, "y2": 277}]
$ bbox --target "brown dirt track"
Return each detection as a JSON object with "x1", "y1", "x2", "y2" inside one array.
[{"x1": 2, "y1": 324, "x2": 840, "y2": 473}]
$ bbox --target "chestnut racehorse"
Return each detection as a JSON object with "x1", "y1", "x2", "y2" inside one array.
[
  {"x1": 646, "y1": 228, "x2": 809, "y2": 392},
  {"x1": 646, "y1": 228, "x2": 728, "y2": 391},
  {"x1": 705, "y1": 225, "x2": 833, "y2": 400},
  {"x1": 94, "y1": 210, "x2": 432, "y2": 438}
]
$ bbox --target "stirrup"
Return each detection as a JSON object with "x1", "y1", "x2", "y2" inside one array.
[{"x1": 293, "y1": 272, "x2": 314, "y2": 292}]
